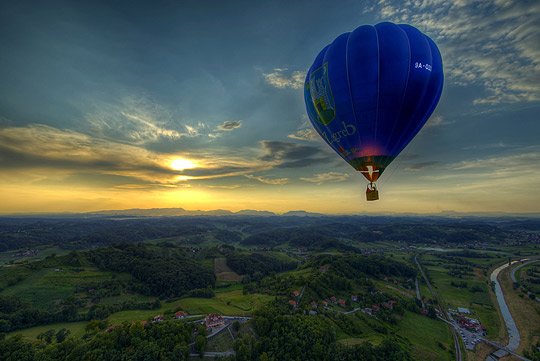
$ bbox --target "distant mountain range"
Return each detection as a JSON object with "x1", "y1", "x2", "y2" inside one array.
[
  {"x1": 86, "y1": 207, "x2": 324, "y2": 217},
  {"x1": 1, "y1": 207, "x2": 538, "y2": 218}
]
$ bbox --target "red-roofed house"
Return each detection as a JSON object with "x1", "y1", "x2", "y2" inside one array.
[
  {"x1": 175, "y1": 311, "x2": 188, "y2": 319},
  {"x1": 338, "y1": 299, "x2": 346, "y2": 307}
]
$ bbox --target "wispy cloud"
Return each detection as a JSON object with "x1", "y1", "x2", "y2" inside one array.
[
  {"x1": 404, "y1": 161, "x2": 440, "y2": 172},
  {"x1": 245, "y1": 174, "x2": 289, "y2": 185},
  {"x1": 287, "y1": 128, "x2": 318, "y2": 141},
  {"x1": 86, "y1": 96, "x2": 206, "y2": 145},
  {"x1": 300, "y1": 172, "x2": 350, "y2": 184},
  {"x1": 365, "y1": 0, "x2": 540, "y2": 104},
  {"x1": 425, "y1": 114, "x2": 454, "y2": 127},
  {"x1": 263, "y1": 68, "x2": 306, "y2": 89}
]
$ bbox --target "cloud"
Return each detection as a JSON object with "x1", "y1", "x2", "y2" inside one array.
[
  {"x1": 287, "y1": 128, "x2": 318, "y2": 141},
  {"x1": 216, "y1": 120, "x2": 242, "y2": 132},
  {"x1": 365, "y1": 0, "x2": 540, "y2": 104},
  {"x1": 263, "y1": 68, "x2": 306, "y2": 89},
  {"x1": 451, "y1": 150, "x2": 540, "y2": 173},
  {"x1": 258, "y1": 140, "x2": 334, "y2": 168},
  {"x1": 425, "y1": 115, "x2": 454, "y2": 127},
  {"x1": 86, "y1": 96, "x2": 208, "y2": 145},
  {"x1": 404, "y1": 161, "x2": 440, "y2": 172},
  {"x1": 0, "y1": 124, "x2": 268, "y2": 187},
  {"x1": 300, "y1": 172, "x2": 350, "y2": 184},
  {"x1": 245, "y1": 174, "x2": 289, "y2": 185}
]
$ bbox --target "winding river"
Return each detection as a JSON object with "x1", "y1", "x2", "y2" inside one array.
[{"x1": 490, "y1": 261, "x2": 520, "y2": 351}]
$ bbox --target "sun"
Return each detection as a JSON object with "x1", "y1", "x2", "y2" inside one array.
[{"x1": 170, "y1": 158, "x2": 197, "y2": 171}]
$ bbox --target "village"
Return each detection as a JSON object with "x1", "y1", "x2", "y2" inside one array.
[{"x1": 287, "y1": 287, "x2": 399, "y2": 318}]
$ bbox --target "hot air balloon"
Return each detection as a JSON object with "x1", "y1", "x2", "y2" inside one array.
[{"x1": 304, "y1": 22, "x2": 443, "y2": 201}]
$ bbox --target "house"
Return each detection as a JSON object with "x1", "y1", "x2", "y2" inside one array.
[
  {"x1": 175, "y1": 311, "x2": 188, "y2": 319},
  {"x1": 372, "y1": 304, "x2": 380, "y2": 312},
  {"x1": 338, "y1": 299, "x2": 346, "y2": 307},
  {"x1": 292, "y1": 290, "x2": 301, "y2": 297},
  {"x1": 152, "y1": 315, "x2": 164, "y2": 323},
  {"x1": 321, "y1": 300, "x2": 328, "y2": 307},
  {"x1": 457, "y1": 307, "x2": 471, "y2": 314},
  {"x1": 351, "y1": 295, "x2": 358, "y2": 302},
  {"x1": 288, "y1": 300, "x2": 298, "y2": 308},
  {"x1": 310, "y1": 301, "x2": 318, "y2": 309},
  {"x1": 205, "y1": 314, "x2": 224, "y2": 329},
  {"x1": 330, "y1": 296, "x2": 337, "y2": 303},
  {"x1": 309, "y1": 310, "x2": 317, "y2": 316}
]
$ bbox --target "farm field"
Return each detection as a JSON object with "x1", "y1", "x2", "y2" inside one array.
[
  {"x1": 420, "y1": 253, "x2": 503, "y2": 340},
  {"x1": 396, "y1": 311, "x2": 453, "y2": 361}
]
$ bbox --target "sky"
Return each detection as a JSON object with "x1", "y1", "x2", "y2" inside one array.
[{"x1": 0, "y1": 0, "x2": 539, "y2": 214}]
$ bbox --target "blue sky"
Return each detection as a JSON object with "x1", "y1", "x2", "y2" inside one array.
[{"x1": 0, "y1": 0, "x2": 539, "y2": 214}]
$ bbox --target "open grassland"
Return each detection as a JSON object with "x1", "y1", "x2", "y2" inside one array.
[
  {"x1": 107, "y1": 289, "x2": 273, "y2": 324},
  {"x1": 0, "y1": 246, "x2": 68, "y2": 266},
  {"x1": 205, "y1": 328, "x2": 235, "y2": 352},
  {"x1": 178, "y1": 289, "x2": 273, "y2": 315},
  {"x1": 8, "y1": 321, "x2": 89, "y2": 340},
  {"x1": 396, "y1": 311, "x2": 453, "y2": 361},
  {"x1": 516, "y1": 262, "x2": 540, "y2": 295},
  {"x1": 0, "y1": 267, "x2": 116, "y2": 309}
]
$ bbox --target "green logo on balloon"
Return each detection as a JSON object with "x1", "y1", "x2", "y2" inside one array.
[{"x1": 309, "y1": 63, "x2": 336, "y2": 125}]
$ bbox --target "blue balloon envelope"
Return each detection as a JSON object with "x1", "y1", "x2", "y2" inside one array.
[{"x1": 305, "y1": 22, "x2": 443, "y2": 189}]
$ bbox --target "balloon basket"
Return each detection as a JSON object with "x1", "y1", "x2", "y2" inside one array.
[{"x1": 366, "y1": 184, "x2": 379, "y2": 201}]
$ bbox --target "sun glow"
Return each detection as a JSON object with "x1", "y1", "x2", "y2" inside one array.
[{"x1": 170, "y1": 158, "x2": 197, "y2": 171}]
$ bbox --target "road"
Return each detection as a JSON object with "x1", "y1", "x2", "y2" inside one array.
[
  {"x1": 415, "y1": 255, "x2": 462, "y2": 361},
  {"x1": 415, "y1": 277, "x2": 424, "y2": 308}
]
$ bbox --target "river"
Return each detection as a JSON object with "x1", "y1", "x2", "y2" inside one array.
[{"x1": 490, "y1": 261, "x2": 520, "y2": 351}]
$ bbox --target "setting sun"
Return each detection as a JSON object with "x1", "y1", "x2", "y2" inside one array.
[{"x1": 170, "y1": 158, "x2": 197, "y2": 171}]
